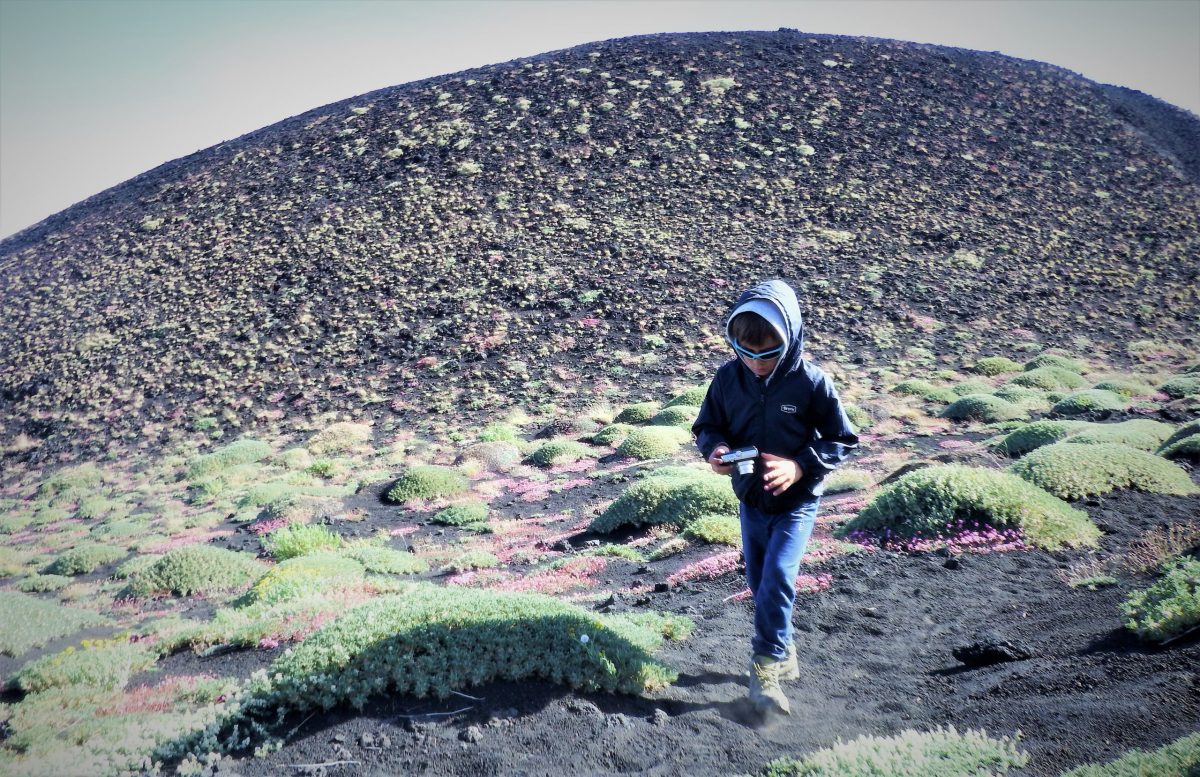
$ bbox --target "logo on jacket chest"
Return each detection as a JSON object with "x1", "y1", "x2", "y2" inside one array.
[{"x1": 780, "y1": 404, "x2": 797, "y2": 414}]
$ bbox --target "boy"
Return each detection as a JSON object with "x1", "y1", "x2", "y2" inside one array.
[{"x1": 692, "y1": 279, "x2": 858, "y2": 715}]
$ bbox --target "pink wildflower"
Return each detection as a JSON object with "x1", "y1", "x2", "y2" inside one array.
[{"x1": 667, "y1": 551, "x2": 741, "y2": 585}]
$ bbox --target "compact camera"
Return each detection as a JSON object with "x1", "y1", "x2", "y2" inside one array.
[{"x1": 719, "y1": 446, "x2": 759, "y2": 475}]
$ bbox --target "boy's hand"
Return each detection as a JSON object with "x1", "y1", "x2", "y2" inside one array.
[
  {"x1": 761, "y1": 453, "x2": 803, "y2": 495},
  {"x1": 708, "y1": 445, "x2": 734, "y2": 475}
]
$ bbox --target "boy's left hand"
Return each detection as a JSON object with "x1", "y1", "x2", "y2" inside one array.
[{"x1": 760, "y1": 453, "x2": 803, "y2": 495}]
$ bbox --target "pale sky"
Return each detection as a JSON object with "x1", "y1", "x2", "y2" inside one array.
[{"x1": 1, "y1": 0, "x2": 1198, "y2": 240}]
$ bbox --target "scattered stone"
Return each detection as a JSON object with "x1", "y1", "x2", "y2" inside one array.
[
  {"x1": 654, "y1": 582, "x2": 670, "y2": 593},
  {"x1": 332, "y1": 744, "x2": 353, "y2": 760},
  {"x1": 552, "y1": 539, "x2": 573, "y2": 552},
  {"x1": 953, "y1": 634, "x2": 1035, "y2": 667},
  {"x1": 651, "y1": 708, "x2": 670, "y2": 726},
  {"x1": 943, "y1": 557, "x2": 962, "y2": 570},
  {"x1": 332, "y1": 733, "x2": 346, "y2": 743},
  {"x1": 378, "y1": 733, "x2": 392, "y2": 749},
  {"x1": 459, "y1": 725, "x2": 483, "y2": 743},
  {"x1": 359, "y1": 731, "x2": 375, "y2": 748}
]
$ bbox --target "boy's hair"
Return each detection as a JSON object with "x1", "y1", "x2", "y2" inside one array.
[{"x1": 729, "y1": 312, "x2": 780, "y2": 346}]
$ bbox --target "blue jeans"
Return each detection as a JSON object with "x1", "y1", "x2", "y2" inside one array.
[{"x1": 740, "y1": 498, "x2": 820, "y2": 659}]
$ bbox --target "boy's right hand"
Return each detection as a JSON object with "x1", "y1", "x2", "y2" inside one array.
[{"x1": 708, "y1": 445, "x2": 734, "y2": 475}]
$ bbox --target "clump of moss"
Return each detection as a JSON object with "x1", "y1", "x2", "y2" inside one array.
[
  {"x1": 1159, "y1": 374, "x2": 1200, "y2": 398},
  {"x1": 126, "y1": 545, "x2": 265, "y2": 597},
  {"x1": 615, "y1": 426, "x2": 691, "y2": 460},
  {"x1": 665, "y1": 386, "x2": 707, "y2": 408},
  {"x1": 683, "y1": 514, "x2": 741, "y2": 546},
  {"x1": 836, "y1": 464, "x2": 1099, "y2": 549},
  {"x1": 45, "y1": 544, "x2": 126, "y2": 576},
  {"x1": 971, "y1": 357, "x2": 1022, "y2": 376},
  {"x1": 1024, "y1": 353, "x2": 1085, "y2": 373},
  {"x1": 1010, "y1": 442, "x2": 1200, "y2": 500},
  {"x1": 613, "y1": 402, "x2": 660, "y2": 424},
  {"x1": 1122, "y1": 557, "x2": 1200, "y2": 643},
  {"x1": 1050, "y1": 389, "x2": 1128, "y2": 416},
  {"x1": 528, "y1": 440, "x2": 592, "y2": 467},
  {"x1": 994, "y1": 420, "x2": 1092, "y2": 456},
  {"x1": 306, "y1": 422, "x2": 372, "y2": 454},
  {"x1": 940, "y1": 394, "x2": 1026, "y2": 423},
  {"x1": 385, "y1": 466, "x2": 470, "y2": 502},
  {"x1": 591, "y1": 468, "x2": 738, "y2": 534},
  {"x1": 650, "y1": 406, "x2": 699, "y2": 429},
  {"x1": 263, "y1": 522, "x2": 343, "y2": 560},
  {"x1": 341, "y1": 545, "x2": 428, "y2": 575},
  {"x1": 1064, "y1": 419, "x2": 1174, "y2": 451},
  {"x1": 186, "y1": 439, "x2": 272, "y2": 481},
  {"x1": 248, "y1": 552, "x2": 364, "y2": 605},
  {"x1": 432, "y1": 502, "x2": 489, "y2": 527},
  {"x1": 1007, "y1": 366, "x2": 1086, "y2": 392},
  {"x1": 268, "y1": 586, "x2": 679, "y2": 709}
]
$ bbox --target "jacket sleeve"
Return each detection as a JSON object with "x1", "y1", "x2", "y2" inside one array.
[
  {"x1": 796, "y1": 370, "x2": 859, "y2": 491},
  {"x1": 691, "y1": 375, "x2": 729, "y2": 460}
]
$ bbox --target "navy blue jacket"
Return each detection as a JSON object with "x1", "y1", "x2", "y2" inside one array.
[{"x1": 692, "y1": 280, "x2": 859, "y2": 513}]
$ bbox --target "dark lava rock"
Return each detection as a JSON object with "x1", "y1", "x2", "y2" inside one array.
[{"x1": 953, "y1": 635, "x2": 1035, "y2": 667}]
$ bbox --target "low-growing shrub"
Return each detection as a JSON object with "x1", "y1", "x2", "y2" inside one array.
[
  {"x1": 613, "y1": 402, "x2": 660, "y2": 424},
  {"x1": 844, "y1": 404, "x2": 871, "y2": 430},
  {"x1": 36, "y1": 464, "x2": 105, "y2": 504},
  {"x1": 441, "y1": 550, "x2": 501, "y2": 574},
  {"x1": 458, "y1": 440, "x2": 522, "y2": 471},
  {"x1": 823, "y1": 468, "x2": 875, "y2": 494},
  {"x1": 836, "y1": 465, "x2": 1099, "y2": 550},
  {"x1": 114, "y1": 554, "x2": 162, "y2": 580},
  {"x1": 592, "y1": 468, "x2": 738, "y2": 534},
  {"x1": 432, "y1": 502, "x2": 489, "y2": 527},
  {"x1": 581, "y1": 544, "x2": 647, "y2": 563},
  {"x1": 126, "y1": 545, "x2": 265, "y2": 597},
  {"x1": 1010, "y1": 443, "x2": 1200, "y2": 500},
  {"x1": 306, "y1": 422, "x2": 372, "y2": 454},
  {"x1": 274, "y1": 447, "x2": 314, "y2": 470},
  {"x1": 186, "y1": 439, "x2": 272, "y2": 481},
  {"x1": 665, "y1": 386, "x2": 707, "y2": 408},
  {"x1": 650, "y1": 405, "x2": 699, "y2": 429},
  {"x1": 591, "y1": 423, "x2": 635, "y2": 446},
  {"x1": 648, "y1": 536, "x2": 691, "y2": 561},
  {"x1": 248, "y1": 552, "x2": 365, "y2": 605},
  {"x1": 45, "y1": 543, "x2": 126, "y2": 576},
  {"x1": 751, "y1": 725, "x2": 1028, "y2": 777},
  {"x1": 1158, "y1": 434, "x2": 1200, "y2": 460},
  {"x1": 263, "y1": 522, "x2": 343, "y2": 560},
  {"x1": 1063, "y1": 419, "x2": 1174, "y2": 451},
  {"x1": 1157, "y1": 420, "x2": 1200, "y2": 455},
  {"x1": 1050, "y1": 389, "x2": 1128, "y2": 416},
  {"x1": 1090, "y1": 378, "x2": 1157, "y2": 398},
  {"x1": 1159, "y1": 374, "x2": 1200, "y2": 398},
  {"x1": 949, "y1": 379, "x2": 995, "y2": 397},
  {"x1": 1059, "y1": 732, "x2": 1200, "y2": 777},
  {"x1": 616, "y1": 426, "x2": 691, "y2": 460},
  {"x1": 10, "y1": 642, "x2": 156, "y2": 693},
  {"x1": 684, "y1": 513, "x2": 741, "y2": 546},
  {"x1": 1024, "y1": 353, "x2": 1084, "y2": 373},
  {"x1": 891, "y1": 379, "x2": 955, "y2": 403},
  {"x1": 0, "y1": 591, "x2": 111, "y2": 656},
  {"x1": 478, "y1": 423, "x2": 520, "y2": 442},
  {"x1": 940, "y1": 394, "x2": 1026, "y2": 423},
  {"x1": 341, "y1": 545, "x2": 428, "y2": 575},
  {"x1": 16, "y1": 574, "x2": 72, "y2": 593},
  {"x1": 528, "y1": 440, "x2": 592, "y2": 467},
  {"x1": 994, "y1": 420, "x2": 1092, "y2": 456},
  {"x1": 992, "y1": 384, "x2": 1050, "y2": 404},
  {"x1": 384, "y1": 466, "x2": 470, "y2": 502},
  {"x1": 971, "y1": 356, "x2": 1022, "y2": 376},
  {"x1": 268, "y1": 586, "x2": 679, "y2": 709},
  {"x1": 1007, "y1": 366, "x2": 1086, "y2": 391},
  {"x1": 1122, "y1": 557, "x2": 1200, "y2": 643}
]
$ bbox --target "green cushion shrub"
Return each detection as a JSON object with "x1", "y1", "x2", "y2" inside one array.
[
  {"x1": 650, "y1": 405, "x2": 699, "y2": 429},
  {"x1": 994, "y1": 420, "x2": 1092, "y2": 456},
  {"x1": 823, "y1": 468, "x2": 875, "y2": 494},
  {"x1": 268, "y1": 586, "x2": 679, "y2": 709},
  {"x1": 16, "y1": 574, "x2": 72, "y2": 593},
  {"x1": 478, "y1": 423, "x2": 520, "y2": 442},
  {"x1": 971, "y1": 357, "x2": 1022, "y2": 376},
  {"x1": 1159, "y1": 374, "x2": 1200, "y2": 398},
  {"x1": 263, "y1": 522, "x2": 343, "y2": 560},
  {"x1": 891, "y1": 379, "x2": 955, "y2": 403},
  {"x1": 340, "y1": 545, "x2": 428, "y2": 575},
  {"x1": 306, "y1": 422, "x2": 372, "y2": 454},
  {"x1": 275, "y1": 447, "x2": 314, "y2": 470},
  {"x1": 1007, "y1": 366, "x2": 1086, "y2": 391},
  {"x1": 36, "y1": 464, "x2": 105, "y2": 503},
  {"x1": 432, "y1": 502, "x2": 489, "y2": 527},
  {"x1": 949, "y1": 379, "x2": 995, "y2": 397},
  {"x1": 10, "y1": 642, "x2": 156, "y2": 693},
  {"x1": 751, "y1": 725, "x2": 1027, "y2": 777},
  {"x1": 1158, "y1": 433, "x2": 1200, "y2": 460},
  {"x1": 441, "y1": 550, "x2": 501, "y2": 573},
  {"x1": 385, "y1": 466, "x2": 470, "y2": 502},
  {"x1": 126, "y1": 545, "x2": 266, "y2": 597},
  {"x1": 1024, "y1": 353, "x2": 1085, "y2": 373},
  {"x1": 45, "y1": 543, "x2": 126, "y2": 576},
  {"x1": 940, "y1": 394, "x2": 1026, "y2": 423},
  {"x1": 1122, "y1": 557, "x2": 1200, "y2": 643},
  {"x1": 844, "y1": 404, "x2": 871, "y2": 430},
  {"x1": 1051, "y1": 389, "x2": 1128, "y2": 416},
  {"x1": 665, "y1": 386, "x2": 708, "y2": 408},
  {"x1": 458, "y1": 440, "x2": 522, "y2": 471},
  {"x1": 1010, "y1": 442, "x2": 1200, "y2": 500},
  {"x1": 186, "y1": 439, "x2": 272, "y2": 481},
  {"x1": 591, "y1": 468, "x2": 738, "y2": 534},
  {"x1": 615, "y1": 426, "x2": 691, "y2": 460},
  {"x1": 683, "y1": 513, "x2": 741, "y2": 546},
  {"x1": 613, "y1": 402, "x2": 660, "y2": 424},
  {"x1": 1157, "y1": 420, "x2": 1200, "y2": 453},
  {"x1": 836, "y1": 464, "x2": 1099, "y2": 549},
  {"x1": 248, "y1": 552, "x2": 364, "y2": 605},
  {"x1": 1063, "y1": 419, "x2": 1174, "y2": 451},
  {"x1": 0, "y1": 591, "x2": 111, "y2": 656},
  {"x1": 591, "y1": 423, "x2": 634, "y2": 446},
  {"x1": 1059, "y1": 732, "x2": 1200, "y2": 777},
  {"x1": 992, "y1": 384, "x2": 1050, "y2": 404},
  {"x1": 1091, "y1": 378, "x2": 1157, "y2": 398},
  {"x1": 114, "y1": 554, "x2": 162, "y2": 580},
  {"x1": 528, "y1": 440, "x2": 592, "y2": 467}
]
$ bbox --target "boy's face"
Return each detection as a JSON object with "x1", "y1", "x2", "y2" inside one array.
[{"x1": 733, "y1": 335, "x2": 783, "y2": 377}]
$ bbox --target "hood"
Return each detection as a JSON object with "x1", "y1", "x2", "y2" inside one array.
[{"x1": 724, "y1": 279, "x2": 806, "y2": 383}]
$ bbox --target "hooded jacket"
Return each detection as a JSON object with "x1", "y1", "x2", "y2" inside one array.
[{"x1": 692, "y1": 280, "x2": 859, "y2": 513}]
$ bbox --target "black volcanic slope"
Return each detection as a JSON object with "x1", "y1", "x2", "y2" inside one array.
[{"x1": 2, "y1": 31, "x2": 1198, "y2": 459}]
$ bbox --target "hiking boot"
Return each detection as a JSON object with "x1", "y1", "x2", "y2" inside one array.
[
  {"x1": 779, "y1": 643, "x2": 799, "y2": 682},
  {"x1": 749, "y1": 655, "x2": 790, "y2": 714}
]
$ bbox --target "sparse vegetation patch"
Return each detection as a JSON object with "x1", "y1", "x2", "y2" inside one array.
[{"x1": 1009, "y1": 442, "x2": 1200, "y2": 500}]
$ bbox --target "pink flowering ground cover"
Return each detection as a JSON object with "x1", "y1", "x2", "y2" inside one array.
[
  {"x1": 843, "y1": 519, "x2": 1027, "y2": 555},
  {"x1": 729, "y1": 573, "x2": 834, "y2": 602}
]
